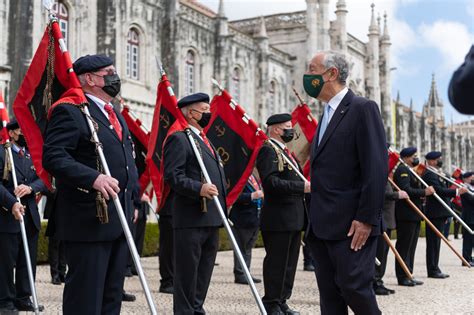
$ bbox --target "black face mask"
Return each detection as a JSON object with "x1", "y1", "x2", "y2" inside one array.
[
  {"x1": 16, "y1": 134, "x2": 27, "y2": 148},
  {"x1": 102, "y1": 74, "x2": 121, "y2": 97},
  {"x1": 281, "y1": 128, "x2": 295, "y2": 143},
  {"x1": 436, "y1": 160, "x2": 443, "y2": 168},
  {"x1": 412, "y1": 157, "x2": 420, "y2": 167},
  {"x1": 192, "y1": 110, "x2": 212, "y2": 128}
]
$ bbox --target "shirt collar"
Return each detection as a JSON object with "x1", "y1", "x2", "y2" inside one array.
[
  {"x1": 189, "y1": 125, "x2": 203, "y2": 139},
  {"x1": 12, "y1": 143, "x2": 23, "y2": 153},
  {"x1": 85, "y1": 93, "x2": 107, "y2": 108},
  {"x1": 326, "y1": 87, "x2": 349, "y2": 112},
  {"x1": 270, "y1": 137, "x2": 286, "y2": 150}
]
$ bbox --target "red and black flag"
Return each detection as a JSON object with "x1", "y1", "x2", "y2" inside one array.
[
  {"x1": 0, "y1": 92, "x2": 9, "y2": 143},
  {"x1": 12, "y1": 19, "x2": 87, "y2": 189},
  {"x1": 121, "y1": 106, "x2": 152, "y2": 195},
  {"x1": 204, "y1": 89, "x2": 267, "y2": 208},
  {"x1": 146, "y1": 74, "x2": 187, "y2": 209},
  {"x1": 287, "y1": 103, "x2": 318, "y2": 179},
  {"x1": 388, "y1": 151, "x2": 400, "y2": 173}
]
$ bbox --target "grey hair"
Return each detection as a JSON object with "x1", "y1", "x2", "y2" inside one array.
[
  {"x1": 180, "y1": 106, "x2": 190, "y2": 117},
  {"x1": 321, "y1": 51, "x2": 349, "y2": 84},
  {"x1": 77, "y1": 73, "x2": 87, "y2": 86}
]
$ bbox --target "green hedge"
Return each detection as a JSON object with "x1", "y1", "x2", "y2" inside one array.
[{"x1": 38, "y1": 220, "x2": 454, "y2": 264}]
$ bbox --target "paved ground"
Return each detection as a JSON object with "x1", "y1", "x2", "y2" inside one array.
[{"x1": 31, "y1": 237, "x2": 473, "y2": 314}]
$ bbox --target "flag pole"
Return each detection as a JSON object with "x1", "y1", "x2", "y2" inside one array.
[
  {"x1": 5, "y1": 141, "x2": 40, "y2": 315},
  {"x1": 161, "y1": 70, "x2": 266, "y2": 314},
  {"x1": 211, "y1": 79, "x2": 308, "y2": 183},
  {"x1": 389, "y1": 148, "x2": 474, "y2": 235},
  {"x1": 425, "y1": 165, "x2": 474, "y2": 196},
  {"x1": 292, "y1": 87, "x2": 305, "y2": 106},
  {"x1": 382, "y1": 231, "x2": 413, "y2": 280},
  {"x1": 388, "y1": 177, "x2": 471, "y2": 267}
]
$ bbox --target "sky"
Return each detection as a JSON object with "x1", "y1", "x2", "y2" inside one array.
[{"x1": 199, "y1": 0, "x2": 474, "y2": 124}]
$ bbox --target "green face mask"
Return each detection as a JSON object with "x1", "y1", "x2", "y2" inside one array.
[{"x1": 303, "y1": 74, "x2": 325, "y2": 98}]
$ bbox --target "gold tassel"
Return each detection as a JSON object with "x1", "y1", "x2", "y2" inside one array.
[
  {"x1": 96, "y1": 192, "x2": 109, "y2": 224},
  {"x1": 3, "y1": 144, "x2": 12, "y2": 182}
]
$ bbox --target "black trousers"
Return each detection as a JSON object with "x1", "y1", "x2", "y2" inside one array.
[
  {"x1": 307, "y1": 230, "x2": 381, "y2": 315},
  {"x1": 374, "y1": 228, "x2": 392, "y2": 285},
  {"x1": 128, "y1": 214, "x2": 147, "y2": 273},
  {"x1": 261, "y1": 230, "x2": 301, "y2": 311},
  {"x1": 0, "y1": 223, "x2": 38, "y2": 308},
  {"x1": 231, "y1": 226, "x2": 259, "y2": 280},
  {"x1": 159, "y1": 215, "x2": 174, "y2": 288},
  {"x1": 426, "y1": 217, "x2": 445, "y2": 275},
  {"x1": 462, "y1": 223, "x2": 474, "y2": 262},
  {"x1": 395, "y1": 221, "x2": 420, "y2": 279},
  {"x1": 63, "y1": 235, "x2": 128, "y2": 315},
  {"x1": 48, "y1": 237, "x2": 66, "y2": 278},
  {"x1": 173, "y1": 227, "x2": 219, "y2": 315}
]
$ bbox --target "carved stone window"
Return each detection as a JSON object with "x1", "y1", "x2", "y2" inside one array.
[
  {"x1": 185, "y1": 50, "x2": 195, "y2": 95},
  {"x1": 126, "y1": 29, "x2": 140, "y2": 80},
  {"x1": 231, "y1": 67, "x2": 240, "y2": 102},
  {"x1": 52, "y1": 1, "x2": 69, "y2": 44}
]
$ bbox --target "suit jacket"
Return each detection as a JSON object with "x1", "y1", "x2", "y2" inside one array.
[
  {"x1": 229, "y1": 183, "x2": 260, "y2": 229},
  {"x1": 449, "y1": 45, "x2": 474, "y2": 115},
  {"x1": 422, "y1": 170, "x2": 456, "y2": 219},
  {"x1": 42, "y1": 99, "x2": 139, "y2": 242},
  {"x1": 0, "y1": 146, "x2": 48, "y2": 234},
  {"x1": 163, "y1": 130, "x2": 227, "y2": 229},
  {"x1": 382, "y1": 182, "x2": 398, "y2": 230},
  {"x1": 256, "y1": 141, "x2": 305, "y2": 232},
  {"x1": 394, "y1": 164, "x2": 426, "y2": 222},
  {"x1": 309, "y1": 89, "x2": 387, "y2": 240},
  {"x1": 461, "y1": 187, "x2": 474, "y2": 224}
]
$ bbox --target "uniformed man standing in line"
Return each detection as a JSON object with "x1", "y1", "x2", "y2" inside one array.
[
  {"x1": 43, "y1": 54, "x2": 139, "y2": 314},
  {"x1": 422, "y1": 151, "x2": 468, "y2": 278},
  {"x1": 256, "y1": 113, "x2": 309, "y2": 315},
  {"x1": 163, "y1": 93, "x2": 227, "y2": 315},
  {"x1": 0, "y1": 120, "x2": 48, "y2": 313},
  {"x1": 460, "y1": 172, "x2": 474, "y2": 266},
  {"x1": 393, "y1": 147, "x2": 434, "y2": 286}
]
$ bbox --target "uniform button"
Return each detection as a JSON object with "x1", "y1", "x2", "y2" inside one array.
[
  {"x1": 126, "y1": 166, "x2": 129, "y2": 170},
  {"x1": 125, "y1": 188, "x2": 128, "y2": 193}
]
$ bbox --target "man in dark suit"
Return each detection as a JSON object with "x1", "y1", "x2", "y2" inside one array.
[
  {"x1": 43, "y1": 54, "x2": 140, "y2": 315},
  {"x1": 304, "y1": 51, "x2": 387, "y2": 315},
  {"x1": 0, "y1": 120, "x2": 48, "y2": 313},
  {"x1": 229, "y1": 173, "x2": 263, "y2": 285},
  {"x1": 163, "y1": 93, "x2": 227, "y2": 315},
  {"x1": 460, "y1": 172, "x2": 474, "y2": 266},
  {"x1": 256, "y1": 113, "x2": 309, "y2": 315},
  {"x1": 393, "y1": 147, "x2": 434, "y2": 287},
  {"x1": 422, "y1": 151, "x2": 468, "y2": 278},
  {"x1": 449, "y1": 45, "x2": 474, "y2": 114},
  {"x1": 374, "y1": 180, "x2": 408, "y2": 295}
]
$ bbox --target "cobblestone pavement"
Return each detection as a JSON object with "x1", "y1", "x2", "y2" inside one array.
[{"x1": 31, "y1": 238, "x2": 473, "y2": 314}]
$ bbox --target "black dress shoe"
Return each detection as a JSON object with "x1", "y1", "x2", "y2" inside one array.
[
  {"x1": 303, "y1": 264, "x2": 315, "y2": 271},
  {"x1": 428, "y1": 272, "x2": 449, "y2": 279},
  {"x1": 373, "y1": 285, "x2": 390, "y2": 295},
  {"x1": 280, "y1": 303, "x2": 300, "y2": 315},
  {"x1": 124, "y1": 268, "x2": 133, "y2": 277},
  {"x1": 14, "y1": 299, "x2": 44, "y2": 312},
  {"x1": 252, "y1": 277, "x2": 262, "y2": 283},
  {"x1": 122, "y1": 292, "x2": 136, "y2": 302},
  {"x1": 51, "y1": 275, "x2": 61, "y2": 285},
  {"x1": 59, "y1": 274, "x2": 66, "y2": 283},
  {"x1": 411, "y1": 278, "x2": 424, "y2": 285},
  {"x1": 383, "y1": 285, "x2": 396, "y2": 294},
  {"x1": 264, "y1": 305, "x2": 284, "y2": 315},
  {"x1": 234, "y1": 276, "x2": 261, "y2": 284},
  {"x1": 159, "y1": 286, "x2": 174, "y2": 294},
  {"x1": 397, "y1": 278, "x2": 415, "y2": 286}
]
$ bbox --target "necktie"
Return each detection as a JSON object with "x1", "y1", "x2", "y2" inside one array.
[
  {"x1": 200, "y1": 131, "x2": 215, "y2": 157},
  {"x1": 318, "y1": 104, "x2": 332, "y2": 145},
  {"x1": 104, "y1": 104, "x2": 123, "y2": 141},
  {"x1": 284, "y1": 147, "x2": 298, "y2": 167},
  {"x1": 19, "y1": 149, "x2": 24, "y2": 158}
]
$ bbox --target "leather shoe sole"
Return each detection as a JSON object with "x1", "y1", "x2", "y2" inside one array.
[
  {"x1": 428, "y1": 273, "x2": 449, "y2": 279},
  {"x1": 122, "y1": 293, "x2": 136, "y2": 302}
]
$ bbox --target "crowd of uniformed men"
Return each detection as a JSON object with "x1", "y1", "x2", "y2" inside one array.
[{"x1": 0, "y1": 50, "x2": 472, "y2": 315}]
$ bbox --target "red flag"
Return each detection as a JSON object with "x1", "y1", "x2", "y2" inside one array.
[
  {"x1": 204, "y1": 89, "x2": 267, "y2": 207},
  {"x1": 121, "y1": 106, "x2": 152, "y2": 196},
  {"x1": 13, "y1": 20, "x2": 87, "y2": 189},
  {"x1": 388, "y1": 151, "x2": 400, "y2": 173},
  {"x1": 414, "y1": 163, "x2": 427, "y2": 177},
  {"x1": 0, "y1": 92, "x2": 9, "y2": 144},
  {"x1": 146, "y1": 74, "x2": 187, "y2": 210},
  {"x1": 452, "y1": 167, "x2": 463, "y2": 179},
  {"x1": 288, "y1": 103, "x2": 318, "y2": 179}
]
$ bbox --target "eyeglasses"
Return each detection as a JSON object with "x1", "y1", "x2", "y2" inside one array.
[{"x1": 91, "y1": 69, "x2": 117, "y2": 76}]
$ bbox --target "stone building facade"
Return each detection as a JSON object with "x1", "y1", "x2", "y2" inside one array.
[{"x1": 0, "y1": 0, "x2": 472, "y2": 170}]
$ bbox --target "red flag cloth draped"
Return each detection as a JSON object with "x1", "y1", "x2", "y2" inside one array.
[
  {"x1": 452, "y1": 167, "x2": 463, "y2": 179},
  {"x1": 204, "y1": 90, "x2": 267, "y2": 208},
  {"x1": 288, "y1": 104, "x2": 318, "y2": 179},
  {"x1": 0, "y1": 92, "x2": 9, "y2": 144},
  {"x1": 121, "y1": 106, "x2": 151, "y2": 196},
  {"x1": 146, "y1": 74, "x2": 187, "y2": 210},
  {"x1": 414, "y1": 163, "x2": 427, "y2": 177},
  {"x1": 388, "y1": 151, "x2": 400, "y2": 173},
  {"x1": 13, "y1": 20, "x2": 87, "y2": 190}
]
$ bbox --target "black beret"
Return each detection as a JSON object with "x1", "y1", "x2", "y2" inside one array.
[
  {"x1": 73, "y1": 54, "x2": 114, "y2": 75},
  {"x1": 425, "y1": 151, "x2": 442, "y2": 160},
  {"x1": 177, "y1": 93, "x2": 210, "y2": 108},
  {"x1": 400, "y1": 147, "x2": 417, "y2": 158},
  {"x1": 462, "y1": 171, "x2": 474, "y2": 179},
  {"x1": 266, "y1": 113, "x2": 292, "y2": 126},
  {"x1": 6, "y1": 119, "x2": 19, "y2": 131}
]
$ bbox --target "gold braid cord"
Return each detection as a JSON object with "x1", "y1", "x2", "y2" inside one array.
[
  {"x1": 266, "y1": 140, "x2": 286, "y2": 172},
  {"x1": 189, "y1": 131, "x2": 208, "y2": 213},
  {"x1": 80, "y1": 104, "x2": 109, "y2": 224},
  {"x1": 42, "y1": 24, "x2": 55, "y2": 116},
  {"x1": 3, "y1": 142, "x2": 12, "y2": 182}
]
